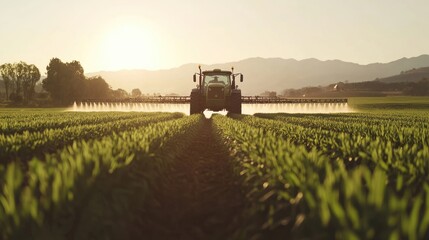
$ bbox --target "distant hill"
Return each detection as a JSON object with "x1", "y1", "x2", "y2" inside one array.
[
  {"x1": 42, "y1": 54, "x2": 429, "y2": 95},
  {"x1": 284, "y1": 66, "x2": 429, "y2": 97},
  {"x1": 377, "y1": 66, "x2": 429, "y2": 83}
]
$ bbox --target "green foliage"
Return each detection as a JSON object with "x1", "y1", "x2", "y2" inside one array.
[
  {"x1": 42, "y1": 58, "x2": 86, "y2": 105},
  {"x1": 349, "y1": 96, "x2": 429, "y2": 111},
  {"x1": 0, "y1": 112, "x2": 183, "y2": 163},
  {"x1": 0, "y1": 63, "x2": 14, "y2": 101},
  {"x1": 214, "y1": 112, "x2": 429, "y2": 239},
  {"x1": 41, "y1": 59, "x2": 113, "y2": 105},
  {"x1": 0, "y1": 111, "x2": 202, "y2": 239},
  {"x1": 0, "y1": 112, "x2": 148, "y2": 135},
  {"x1": 0, "y1": 62, "x2": 41, "y2": 102},
  {"x1": 0, "y1": 109, "x2": 428, "y2": 239},
  {"x1": 85, "y1": 76, "x2": 111, "y2": 99}
]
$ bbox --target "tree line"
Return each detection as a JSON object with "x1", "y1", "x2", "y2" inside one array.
[
  {"x1": 0, "y1": 62, "x2": 41, "y2": 102},
  {"x1": 42, "y1": 58, "x2": 113, "y2": 105},
  {"x1": 0, "y1": 58, "x2": 147, "y2": 106},
  {"x1": 42, "y1": 58, "x2": 149, "y2": 105}
]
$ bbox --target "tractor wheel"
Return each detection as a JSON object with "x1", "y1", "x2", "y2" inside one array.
[
  {"x1": 190, "y1": 90, "x2": 203, "y2": 115},
  {"x1": 229, "y1": 90, "x2": 242, "y2": 114}
]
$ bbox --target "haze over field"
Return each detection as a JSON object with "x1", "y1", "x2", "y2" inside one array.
[{"x1": 1, "y1": 1, "x2": 429, "y2": 75}]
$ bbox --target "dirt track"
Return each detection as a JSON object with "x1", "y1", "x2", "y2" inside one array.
[{"x1": 132, "y1": 118, "x2": 244, "y2": 239}]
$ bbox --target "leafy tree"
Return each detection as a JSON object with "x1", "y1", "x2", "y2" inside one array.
[
  {"x1": 42, "y1": 58, "x2": 85, "y2": 105},
  {"x1": 131, "y1": 88, "x2": 142, "y2": 97},
  {"x1": 0, "y1": 63, "x2": 14, "y2": 100},
  {"x1": 85, "y1": 76, "x2": 111, "y2": 99},
  {"x1": 22, "y1": 64, "x2": 41, "y2": 102},
  {"x1": 112, "y1": 88, "x2": 129, "y2": 99},
  {"x1": 14, "y1": 62, "x2": 25, "y2": 96}
]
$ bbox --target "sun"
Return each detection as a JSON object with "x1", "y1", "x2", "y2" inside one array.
[{"x1": 100, "y1": 23, "x2": 157, "y2": 70}]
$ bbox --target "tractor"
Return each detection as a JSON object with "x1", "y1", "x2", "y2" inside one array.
[
  {"x1": 78, "y1": 65, "x2": 349, "y2": 114},
  {"x1": 190, "y1": 66, "x2": 243, "y2": 115}
]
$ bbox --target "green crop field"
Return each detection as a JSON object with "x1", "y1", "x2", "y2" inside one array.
[
  {"x1": 348, "y1": 96, "x2": 429, "y2": 111},
  {"x1": 0, "y1": 97, "x2": 428, "y2": 240}
]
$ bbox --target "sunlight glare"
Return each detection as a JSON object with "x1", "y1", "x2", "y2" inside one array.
[{"x1": 100, "y1": 23, "x2": 157, "y2": 70}]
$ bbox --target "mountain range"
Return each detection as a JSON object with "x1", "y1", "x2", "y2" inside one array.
[{"x1": 88, "y1": 55, "x2": 429, "y2": 95}]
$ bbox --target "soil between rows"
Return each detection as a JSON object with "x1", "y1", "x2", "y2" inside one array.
[{"x1": 132, "y1": 118, "x2": 244, "y2": 240}]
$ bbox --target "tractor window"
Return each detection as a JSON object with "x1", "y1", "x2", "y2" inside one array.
[{"x1": 204, "y1": 75, "x2": 230, "y2": 85}]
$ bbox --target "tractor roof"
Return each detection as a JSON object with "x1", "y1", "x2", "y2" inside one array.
[{"x1": 203, "y1": 69, "x2": 232, "y2": 75}]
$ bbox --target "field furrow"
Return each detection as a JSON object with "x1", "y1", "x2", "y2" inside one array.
[{"x1": 130, "y1": 118, "x2": 244, "y2": 240}]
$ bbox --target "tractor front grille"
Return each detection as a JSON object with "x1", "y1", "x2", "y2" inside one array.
[{"x1": 208, "y1": 86, "x2": 224, "y2": 99}]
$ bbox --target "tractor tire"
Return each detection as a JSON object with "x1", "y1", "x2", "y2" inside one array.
[
  {"x1": 229, "y1": 90, "x2": 242, "y2": 114},
  {"x1": 190, "y1": 90, "x2": 203, "y2": 115}
]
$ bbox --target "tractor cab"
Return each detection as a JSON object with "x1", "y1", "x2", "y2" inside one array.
[
  {"x1": 203, "y1": 70, "x2": 231, "y2": 105},
  {"x1": 191, "y1": 67, "x2": 243, "y2": 114},
  {"x1": 203, "y1": 70, "x2": 231, "y2": 85}
]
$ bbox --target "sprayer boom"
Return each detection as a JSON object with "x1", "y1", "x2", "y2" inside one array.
[
  {"x1": 241, "y1": 96, "x2": 347, "y2": 103},
  {"x1": 81, "y1": 96, "x2": 347, "y2": 104},
  {"x1": 81, "y1": 96, "x2": 191, "y2": 104}
]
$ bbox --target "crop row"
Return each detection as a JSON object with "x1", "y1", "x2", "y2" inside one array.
[
  {"x1": 255, "y1": 113, "x2": 429, "y2": 141},
  {"x1": 296, "y1": 112, "x2": 429, "y2": 127},
  {"x1": 0, "y1": 112, "x2": 183, "y2": 163},
  {"x1": 234, "y1": 114, "x2": 429, "y2": 192},
  {"x1": 0, "y1": 114, "x2": 203, "y2": 239},
  {"x1": 214, "y1": 114, "x2": 429, "y2": 240},
  {"x1": 0, "y1": 112, "x2": 150, "y2": 135}
]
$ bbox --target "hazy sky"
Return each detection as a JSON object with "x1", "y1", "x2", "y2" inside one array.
[{"x1": 1, "y1": 0, "x2": 428, "y2": 73}]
